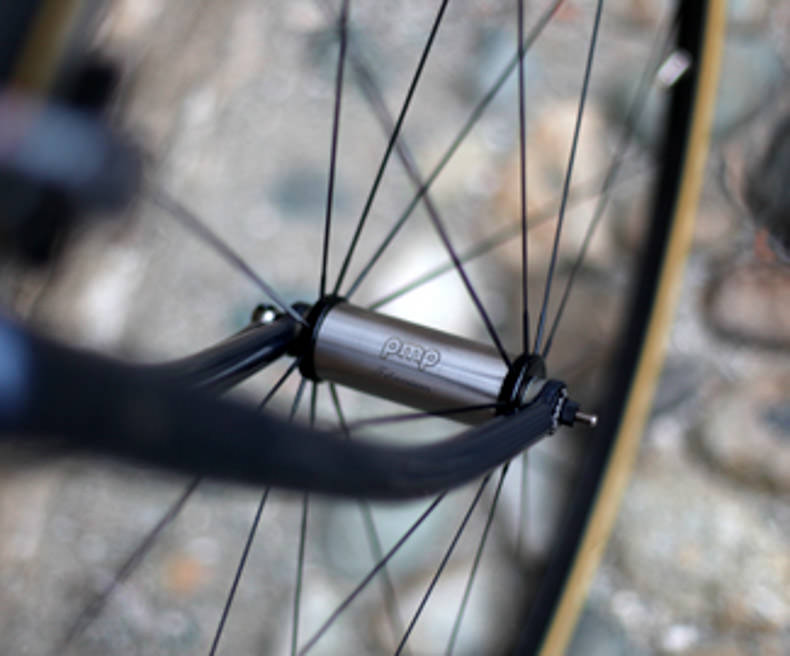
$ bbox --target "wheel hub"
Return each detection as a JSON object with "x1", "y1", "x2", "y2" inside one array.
[{"x1": 292, "y1": 297, "x2": 594, "y2": 428}]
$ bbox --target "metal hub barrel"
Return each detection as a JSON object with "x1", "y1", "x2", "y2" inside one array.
[{"x1": 299, "y1": 297, "x2": 552, "y2": 425}]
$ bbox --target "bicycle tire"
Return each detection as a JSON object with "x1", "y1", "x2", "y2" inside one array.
[{"x1": 0, "y1": 2, "x2": 725, "y2": 654}]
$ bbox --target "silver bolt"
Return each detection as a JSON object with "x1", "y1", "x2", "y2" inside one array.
[{"x1": 574, "y1": 411, "x2": 598, "y2": 428}]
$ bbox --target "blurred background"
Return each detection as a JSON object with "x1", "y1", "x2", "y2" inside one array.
[{"x1": 0, "y1": 1, "x2": 788, "y2": 654}]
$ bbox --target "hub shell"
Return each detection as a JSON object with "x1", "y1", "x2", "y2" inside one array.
[{"x1": 310, "y1": 302, "x2": 509, "y2": 424}]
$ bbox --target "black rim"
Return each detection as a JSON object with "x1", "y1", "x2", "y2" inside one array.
[{"x1": 515, "y1": 2, "x2": 709, "y2": 652}]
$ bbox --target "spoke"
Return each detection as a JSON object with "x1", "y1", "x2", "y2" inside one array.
[
  {"x1": 324, "y1": 5, "x2": 509, "y2": 366},
  {"x1": 290, "y1": 378, "x2": 310, "y2": 656},
  {"x1": 346, "y1": 404, "x2": 502, "y2": 431},
  {"x1": 332, "y1": 0, "x2": 451, "y2": 294},
  {"x1": 59, "y1": 478, "x2": 200, "y2": 651},
  {"x1": 517, "y1": 0, "x2": 530, "y2": 353},
  {"x1": 310, "y1": 379, "x2": 318, "y2": 423},
  {"x1": 345, "y1": 0, "x2": 565, "y2": 298},
  {"x1": 328, "y1": 383, "x2": 409, "y2": 653},
  {"x1": 298, "y1": 494, "x2": 446, "y2": 655},
  {"x1": 320, "y1": 0, "x2": 350, "y2": 298},
  {"x1": 258, "y1": 358, "x2": 302, "y2": 410},
  {"x1": 367, "y1": 164, "x2": 648, "y2": 310},
  {"x1": 395, "y1": 474, "x2": 491, "y2": 655},
  {"x1": 541, "y1": 14, "x2": 676, "y2": 359},
  {"x1": 209, "y1": 360, "x2": 294, "y2": 655},
  {"x1": 532, "y1": 0, "x2": 604, "y2": 355},
  {"x1": 358, "y1": 504, "x2": 406, "y2": 653},
  {"x1": 208, "y1": 487, "x2": 271, "y2": 656},
  {"x1": 293, "y1": 493, "x2": 309, "y2": 656},
  {"x1": 148, "y1": 188, "x2": 305, "y2": 326},
  {"x1": 418, "y1": 190, "x2": 512, "y2": 366},
  {"x1": 516, "y1": 453, "x2": 528, "y2": 558},
  {"x1": 446, "y1": 464, "x2": 510, "y2": 655}
]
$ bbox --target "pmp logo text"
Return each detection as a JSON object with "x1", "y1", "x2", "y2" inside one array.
[{"x1": 380, "y1": 336, "x2": 440, "y2": 371}]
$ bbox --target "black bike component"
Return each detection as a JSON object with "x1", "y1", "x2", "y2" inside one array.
[
  {"x1": 558, "y1": 397, "x2": 580, "y2": 426},
  {"x1": 150, "y1": 312, "x2": 304, "y2": 395},
  {"x1": 497, "y1": 352, "x2": 547, "y2": 414},
  {"x1": 0, "y1": 317, "x2": 566, "y2": 498},
  {"x1": 296, "y1": 294, "x2": 346, "y2": 380}
]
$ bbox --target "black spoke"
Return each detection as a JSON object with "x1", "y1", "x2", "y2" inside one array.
[
  {"x1": 516, "y1": 453, "x2": 528, "y2": 558},
  {"x1": 419, "y1": 190, "x2": 512, "y2": 365},
  {"x1": 367, "y1": 164, "x2": 648, "y2": 311},
  {"x1": 345, "y1": 0, "x2": 565, "y2": 299},
  {"x1": 359, "y1": 503, "x2": 406, "y2": 653},
  {"x1": 541, "y1": 14, "x2": 676, "y2": 358},
  {"x1": 446, "y1": 464, "x2": 510, "y2": 655},
  {"x1": 209, "y1": 360, "x2": 296, "y2": 655},
  {"x1": 532, "y1": 0, "x2": 604, "y2": 355},
  {"x1": 292, "y1": 492, "x2": 309, "y2": 656},
  {"x1": 208, "y1": 488, "x2": 271, "y2": 656},
  {"x1": 148, "y1": 188, "x2": 305, "y2": 326},
  {"x1": 290, "y1": 378, "x2": 310, "y2": 656},
  {"x1": 328, "y1": 383, "x2": 409, "y2": 653},
  {"x1": 396, "y1": 474, "x2": 491, "y2": 655},
  {"x1": 517, "y1": 0, "x2": 530, "y2": 353},
  {"x1": 320, "y1": 0, "x2": 350, "y2": 298},
  {"x1": 346, "y1": 404, "x2": 502, "y2": 431},
  {"x1": 298, "y1": 494, "x2": 446, "y2": 655},
  {"x1": 332, "y1": 0, "x2": 451, "y2": 295},
  {"x1": 323, "y1": 5, "x2": 509, "y2": 366},
  {"x1": 59, "y1": 478, "x2": 201, "y2": 651},
  {"x1": 258, "y1": 358, "x2": 302, "y2": 411}
]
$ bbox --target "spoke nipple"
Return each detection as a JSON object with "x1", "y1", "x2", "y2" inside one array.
[
  {"x1": 657, "y1": 49, "x2": 691, "y2": 88},
  {"x1": 574, "y1": 410, "x2": 597, "y2": 428}
]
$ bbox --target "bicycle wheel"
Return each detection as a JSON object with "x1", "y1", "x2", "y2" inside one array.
[{"x1": 0, "y1": 1, "x2": 724, "y2": 654}]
